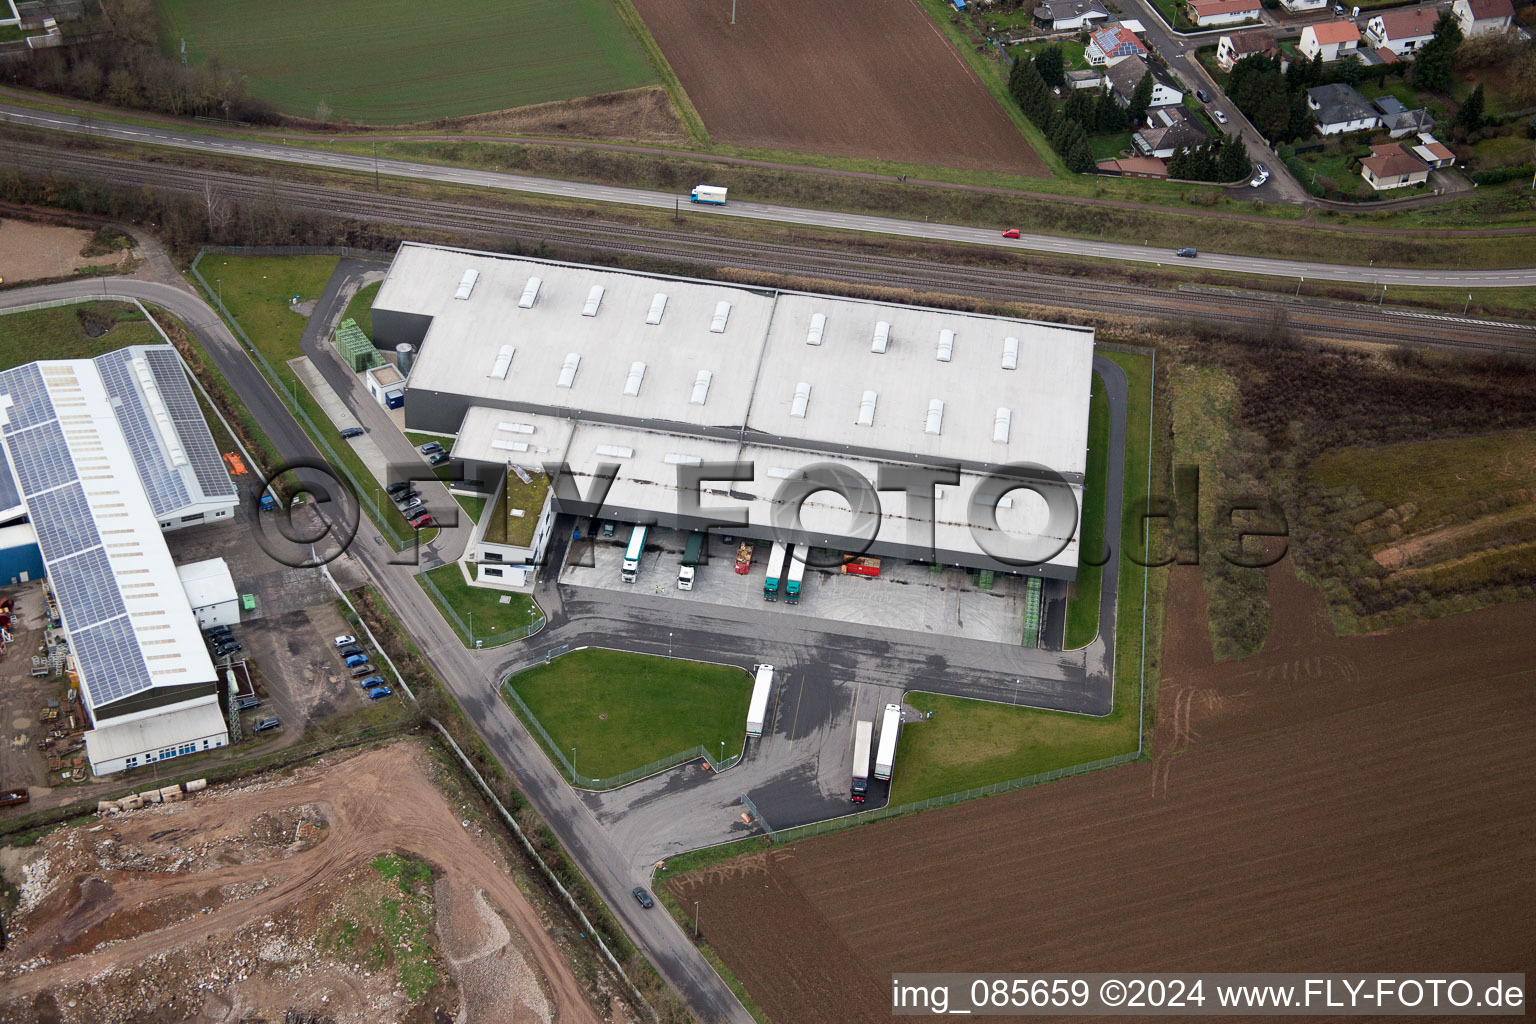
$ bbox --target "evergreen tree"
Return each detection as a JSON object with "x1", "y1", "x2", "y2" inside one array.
[
  {"x1": 1411, "y1": 10, "x2": 1463, "y2": 93},
  {"x1": 1035, "y1": 45, "x2": 1067, "y2": 89},
  {"x1": 1336, "y1": 55, "x2": 1364, "y2": 84},
  {"x1": 1217, "y1": 133, "x2": 1253, "y2": 179},
  {"x1": 1127, "y1": 72, "x2": 1154, "y2": 127},
  {"x1": 1063, "y1": 87, "x2": 1095, "y2": 125},
  {"x1": 1288, "y1": 88, "x2": 1316, "y2": 141},
  {"x1": 1255, "y1": 91, "x2": 1292, "y2": 141},
  {"x1": 1064, "y1": 122, "x2": 1096, "y2": 172},
  {"x1": 1455, "y1": 82, "x2": 1485, "y2": 132},
  {"x1": 1095, "y1": 91, "x2": 1128, "y2": 133},
  {"x1": 1168, "y1": 146, "x2": 1189, "y2": 178}
]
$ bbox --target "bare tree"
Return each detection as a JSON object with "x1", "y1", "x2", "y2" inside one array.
[
  {"x1": 314, "y1": 99, "x2": 332, "y2": 125},
  {"x1": 202, "y1": 179, "x2": 232, "y2": 238}
]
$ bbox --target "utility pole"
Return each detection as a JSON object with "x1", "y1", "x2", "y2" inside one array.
[
  {"x1": 571, "y1": 747, "x2": 578, "y2": 785},
  {"x1": 731, "y1": 0, "x2": 736, "y2": 24},
  {"x1": 668, "y1": 631, "x2": 673, "y2": 661},
  {"x1": 694, "y1": 900, "x2": 700, "y2": 938},
  {"x1": 1463, "y1": 293, "x2": 1472, "y2": 316},
  {"x1": 1295, "y1": 276, "x2": 1303, "y2": 297},
  {"x1": 374, "y1": 141, "x2": 379, "y2": 190}
]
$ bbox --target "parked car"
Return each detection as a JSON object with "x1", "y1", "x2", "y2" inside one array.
[
  {"x1": 1001, "y1": 228, "x2": 1021, "y2": 239},
  {"x1": 339, "y1": 645, "x2": 364, "y2": 659},
  {"x1": 359, "y1": 675, "x2": 385, "y2": 689},
  {"x1": 409, "y1": 513, "x2": 435, "y2": 529},
  {"x1": 632, "y1": 887, "x2": 654, "y2": 909},
  {"x1": 253, "y1": 717, "x2": 281, "y2": 732},
  {"x1": 419, "y1": 441, "x2": 444, "y2": 456},
  {"x1": 333, "y1": 634, "x2": 356, "y2": 648},
  {"x1": 344, "y1": 653, "x2": 369, "y2": 668},
  {"x1": 602, "y1": 520, "x2": 617, "y2": 537},
  {"x1": 1176, "y1": 247, "x2": 1198, "y2": 258},
  {"x1": 386, "y1": 482, "x2": 413, "y2": 498},
  {"x1": 366, "y1": 686, "x2": 393, "y2": 700},
  {"x1": 428, "y1": 452, "x2": 450, "y2": 466},
  {"x1": 235, "y1": 695, "x2": 261, "y2": 710},
  {"x1": 204, "y1": 625, "x2": 232, "y2": 638},
  {"x1": 1213, "y1": 109, "x2": 1228, "y2": 125},
  {"x1": 339, "y1": 426, "x2": 364, "y2": 439},
  {"x1": 1250, "y1": 163, "x2": 1270, "y2": 187},
  {"x1": 400, "y1": 498, "x2": 424, "y2": 513},
  {"x1": 1333, "y1": 3, "x2": 1345, "y2": 13},
  {"x1": 1196, "y1": 88, "x2": 1210, "y2": 104},
  {"x1": 213, "y1": 643, "x2": 242, "y2": 657},
  {"x1": 350, "y1": 663, "x2": 377, "y2": 678}
]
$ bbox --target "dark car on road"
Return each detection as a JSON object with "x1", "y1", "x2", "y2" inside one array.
[
  {"x1": 1176, "y1": 247, "x2": 1198, "y2": 258},
  {"x1": 632, "y1": 887, "x2": 654, "y2": 909},
  {"x1": 253, "y1": 717, "x2": 281, "y2": 732},
  {"x1": 1196, "y1": 88, "x2": 1210, "y2": 103},
  {"x1": 340, "y1": 426, "x2": 364, "y2": 439}
]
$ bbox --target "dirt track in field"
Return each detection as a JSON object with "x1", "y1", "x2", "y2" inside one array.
[
  {"x1": 669, "y1": 566, "x2": 1536, "y2": 1023},
  {"x1": 631, "y1": 0, "x2": 1047, "y2": 174},
  {"x1": 1, "y1": 743, "x2": 601, "y2": 1024}
]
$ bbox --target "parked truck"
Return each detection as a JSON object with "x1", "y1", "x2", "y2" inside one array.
[
  {"x1": 690, "y1": 185, "x2": 728, "y2": 205},
  {"x1": 763, "y1": 542, "x2": 789, "y2": 601},
  {"x1": 746, "y1": 664, "x2": 774, "y2": 738},
  {"x1": 734, "y1": 541, "x2": 753, "y2": 575},
  {"x1": 248, "y1": 480, "x2": 277, "y2": 512},
  {"x1": 621, "y1": 525, "x2": 648, "y2": 583},
  {"x1": 678, "y1": 531, "x2": 705, "y2": 591},
  {"x1": 784, "y1": 550, "x2": 807, "y2": 604},
  {"x1": 850, "y1": 720, "x2": 873, "y2": 803},
  {"x1": 875, "y1": 703, "x2": 902, "y2": 781}
]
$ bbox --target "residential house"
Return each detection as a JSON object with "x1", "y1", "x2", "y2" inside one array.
[
  {"x1": 1067, "y1": 68, "x2": 1108, "y2": 90},
  {"x1": 1365, "y1": 7, "x2": 1440, "y2": 55},
  {"x1": 1410, "y1": 132, "x2": 1456, "y2": 168},
  {"x1": 1372, "y1": 95, "x2": 1435, "y2": 136},
  {"x1": 1033, "y1": 0, "x2": 1112, "y2": 30},
  {"x1": 1217, "y1": 29, "x2": 1281, "y2": 71},
  {"x1": 1452, "y1": 0, "x2": 1513, "y2": 36},
  {"x1": 1300, "y1": 20, "x2": 1361, "y2": 61},
  {"x1": 1360, "y1": 142, "x2": 1431, "y2": 189},
  {"x1": 1280, "y1": 0, "x2": 1329, "y2": 11},
  {"x1": 1108, "y1": 56, "x2": 1185, "y2": 108},
  {"x1": 1306, "y1": 82, "x2": 1381, "y2": 134},
  {"x1": 1187, "y1": 0, "x2": 1263, "y2": 26},
  {"x1": 1096, "y1": 155, "x2": 1170, "y2": 178},
  {"x1": 1086, "y1": 24, "x2": 1149, "y2": 66},
  {"x1": 1133, "y1": 106, "x2": 1212, "y2": 158}
]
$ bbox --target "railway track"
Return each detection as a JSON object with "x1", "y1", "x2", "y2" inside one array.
[{"x1": 15, "y1": 142, "x2": 1535, "y2": 352}]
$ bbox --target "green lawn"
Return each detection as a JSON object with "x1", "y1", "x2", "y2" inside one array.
[
  {"x1": 341, "y1": 281, "x2": 381, "y2": 340},
  {"x1": 156, "y1": 0, "x2": 657, "y2": 124},
  {"x1": 888, "y1": 351, "x2": 1158, "y2": 805},
  {"x1": 454, "y1": 494, "x2": 487, "y2": 522},
  {"x1": 1064, "y1": 374, "x2": 1110, "y2": 648},
  {"x1": 1008, "y1": 38, "x2": 1090, "y2": 71},
  {"x1": 505, "y1": 648, "x2": 752, "y2": 780},
  {"x1": 1090, "y1": 133, "x2": 1134, "y2": 161},
  {"x1": 416, "y1": 563, "x2": 541, "y2": 645},
  {"x1": 1470, "y1": 134, "x2": 1533, "y2": 169},
  {"x1": 0, "y1": 301, "x2": 164, "y2": 369}
]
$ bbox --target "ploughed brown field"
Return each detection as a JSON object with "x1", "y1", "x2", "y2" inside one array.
[
  {"x1": 630, "y1": 0, "x2": 1047, "y2": 174},
  {"x1": 668, "y1": 565, "x2": 1536, "y2": 1023}
]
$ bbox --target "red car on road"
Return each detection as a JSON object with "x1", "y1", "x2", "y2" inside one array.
[
  {"x1": 1001, "y1": 229, "x2": 1021, "y2": 239},
  {"x1": 409, "y1": 512, "x2": 435, "y2": 529}
]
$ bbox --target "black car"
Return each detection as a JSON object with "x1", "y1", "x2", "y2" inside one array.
[
  {"x1": 339, "y1": 645, "x2": 365, "y2": 659},
  {"x1": 1195, "y1": 88, "x2": 1210, "y2": 103},
  {"x1": 214, "y1": 642, "x2": 243, "y2": 657},
  {"x1": 204, "y1": 626, "x2": 233, "y2": 639},
  {"x1": 340, "y1": 426, "x2": 364, "y2": 439},
  {"x1": 386, "y1": 482, "x2": 414, "y2": 498},
  {"x1": 632, "y1": 886, "x2": 654, "y2": 909},
  {"x1": 252, "y1": 717, "x2": 281, "y2": 732}
]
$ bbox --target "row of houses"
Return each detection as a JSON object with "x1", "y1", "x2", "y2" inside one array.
[{"x1": 1306, "y1": 81, "x2": 1435, "y2": 135}]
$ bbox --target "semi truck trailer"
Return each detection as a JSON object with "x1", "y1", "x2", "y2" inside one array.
[
  {"x1": 746, "y1": 664, "x2": 774, "y2": 737},
  {"x1": 678, "y1": 531, "x2": 705, "y2": 591},
  {"x1": 875, "y1": 703, "x2": 902, "y2": 781},
  {"x1": 850, "y1": 719, "x2": 873, "y2": 802},
  {"x1": 763, "y1": 541, "x2": 789, "y2": 601},
  {"x1": 785, "y1": 550, "x2": 807, "y2": 604},
  {"x1": 690, "y1": 185, "x2": 728, "y2": 205},
  {"x1": 621, "y1": 525, "x2": 648, "y2": 583}
]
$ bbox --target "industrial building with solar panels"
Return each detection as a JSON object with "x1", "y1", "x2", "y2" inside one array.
[
  {"x1": 370, "y1": 242, "x2": 1095, "y2": 580},
  {"x1": 0, "y1": 345, "x2": 239, "y2": 775}
]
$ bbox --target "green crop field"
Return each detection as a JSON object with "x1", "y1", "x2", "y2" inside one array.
[{"x1": 156, "y1": 0, "x2": 657, "y2": 124}]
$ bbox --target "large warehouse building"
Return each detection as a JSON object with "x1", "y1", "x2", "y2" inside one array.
[
  {"x1": 372, "y1": 243, "x2": 1096, "y2": 579},
  {"x1": 0, "y1": 344, "x2": 240, "y2": 775}
]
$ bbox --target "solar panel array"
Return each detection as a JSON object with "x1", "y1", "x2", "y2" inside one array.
[
  {"x1": 0, "y1": 449, "x2": 17, "y2": 513},
  {"x1": 95, "y1": 350, "x2": 191, "y2": 516},
  {"x1": 0, "y1": 364, "x2": 157, "y2": 707},
  {"x1": 139, "y1": 348, "x2": 237, "y2": 499}
]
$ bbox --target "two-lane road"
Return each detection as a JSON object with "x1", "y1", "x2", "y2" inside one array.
[{"x1": 5, "y1": 103, "x2": 1535, "y2": 288}]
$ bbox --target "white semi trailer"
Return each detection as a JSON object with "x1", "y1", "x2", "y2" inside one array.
[
  {"x1": 746, "y1": 664, "x2": 774, "y2": 738},
  {"x1": 851, "y1": 719, "x2": 874, "y2": 803},
  {"x1": 874, "y1": 703, "x2": 902, "y2": 781},
  {"x1": 621, "y1": 524, "x2": 648, "y2": 583}
]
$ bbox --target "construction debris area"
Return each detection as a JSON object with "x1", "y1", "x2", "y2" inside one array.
[
  {"x1": 0, "y1": 581, "x2": 92, "y2": 805},
  {"x1": 0, "y1": 742, "x2": 618, "y2": 1024}
]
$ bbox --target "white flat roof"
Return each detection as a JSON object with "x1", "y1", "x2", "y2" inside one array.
[
  {"x1": 177, "y1": 556, "x2": 238, "y2": 609},
  {"x1": 84, "y1": 698, "x2": 227, "y2": 764}
]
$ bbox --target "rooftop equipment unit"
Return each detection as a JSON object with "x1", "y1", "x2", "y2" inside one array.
[
  {"x1": 665, "y1": 453, "x2": 703, "y2": 465},
  {"x1": 790, "y1": 382, "x2": 811, "y2": 418},
  {"x1": 646, "y1": 293, "x2": 668, "y2": 325},
  {"x1": 395, "y1": 344, "x2": 415, "y2": 376},
  {"x1": 710, "y1": 301, "x2": 732, "y2": 333},
  {"x1": 557, "y1": 353, "x2": 581, "y2": 389},
  {"x1": 1002, "y1": 336, "x2": 1019, "y2": 370},
  {"x1": 937, "y1": 329, "x2": 955, "y2": 362},
  {"x1": 872, "y1": 321, "x2": 891, "y2": 354},
  {"x1": 454, "y1": 269, "x2": 479, "y2": 300},
  {"x1": 497, "y1": 422, "x2": 535, "y2": 434},
  {"x1": 857, "y1": 390, "x2": 877, "y2": 426},
  {"x1": 582, "y1": 285, "x2": 605, "y2": 317},
  {"x1": 806, "y1": 313, "x2": 827, "y2": 346},
  {"x1": 518, "y1": 276, "x2": 542, "y2": 308},
  {"x1": 767, "y1": 467, "x2": 804, "y2": 479},
  {"x1": 489, "y1": 344, "x2": 514, "y2": 380},
  {"x1": 690, "y1": 370, "x2": 713, "y2": 405},
  {"x1": 595, "y1": 444, "x2": 635, "y2": 458},
  {"x1": 623, "y1": 361, "x2": 647, "y2": 397},
  {"x1": 492, "y1": 439, "x2": 529, "y2": 452},
  {"x1": 925, "y1": 399, "x2": 945, "y2": 436},
  {"x1": 994, "y1": 407, "x2": 1012, "y2": 444}
]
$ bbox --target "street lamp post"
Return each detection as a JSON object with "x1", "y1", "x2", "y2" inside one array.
[
  {"x1": 571, "y1": 747, "x2": 577, "y2": 784},
  {"x1": 669, "y1": 631, "x2": 673, "y2": 661},
  {"x1": 694, "y1": 900, "x2": 700, "y2": 938}
]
